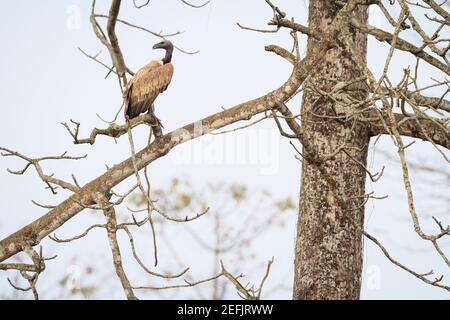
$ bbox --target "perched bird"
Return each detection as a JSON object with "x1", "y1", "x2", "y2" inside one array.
[{"x1": 124, "y1": 40, "x2": 174, "y2": 126}]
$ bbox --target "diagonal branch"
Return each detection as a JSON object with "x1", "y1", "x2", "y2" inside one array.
[
  {"x1": 94, "y1": 192, "x2": 138, "y2": 300},
  {"x1": 423, "y1": 0, "x2": 450, "y2": 23},
  {"x1": 106, "y1": 0, "x2": 128, "y2": 87},
  {"x1": 0, "y1": 38, "x2": 333, "y2": 263},
  {"x1": 366, "y1": 110, "x2": 450, "y2": 150},
  {"x1": 349, "y1": 16, "x2": 449, "y2": 75}
]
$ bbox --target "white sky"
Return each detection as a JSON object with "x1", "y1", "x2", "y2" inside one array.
[{"x1": 0, "y1": 0, "x2": 449, "y2": 299}]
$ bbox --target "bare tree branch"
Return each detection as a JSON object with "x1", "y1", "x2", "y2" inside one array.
[
  {"x1": 366, "y1": 110, "x2": 450, "y2": 150},
  {"x1": 0, "y1": 35, "x2": 334, "y2": 262}
]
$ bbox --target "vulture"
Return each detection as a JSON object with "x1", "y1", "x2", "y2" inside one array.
[{"x1": 124, "y1": 40, "x2": 174, "y2": 126}]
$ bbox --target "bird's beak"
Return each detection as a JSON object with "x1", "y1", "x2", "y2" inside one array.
[{"x1": 153, "y1": 42, "x2": 163, "y2": 49}]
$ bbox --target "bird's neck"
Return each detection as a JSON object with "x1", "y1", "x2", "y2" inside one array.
[{"x1": 162, "y1": 47, "x2": 173, "y2": 64}]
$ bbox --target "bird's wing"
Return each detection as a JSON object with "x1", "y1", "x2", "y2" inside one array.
[{"x1": 124, "y1": 61, "x2": 174, "y2": 119}]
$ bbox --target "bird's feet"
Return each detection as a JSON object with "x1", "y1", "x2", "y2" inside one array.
[
  {"x1": 154, "y1": 115, "x2": 164, "y2": 129},
  {"x1": 151, "y1": 115, "x2": 163, "y2": 138}
]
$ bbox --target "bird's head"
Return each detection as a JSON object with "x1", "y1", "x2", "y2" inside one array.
[
  {"x1": 153, "y1": 40, "x2": 174, "y2": 64},
  {"x1": 153, "y1": 40, "x2": 173, "y2": 51}
]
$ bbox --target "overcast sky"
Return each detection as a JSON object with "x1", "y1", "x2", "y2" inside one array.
[{"x1": 0, "y1": 0, "x2": 449, "y2": 299}]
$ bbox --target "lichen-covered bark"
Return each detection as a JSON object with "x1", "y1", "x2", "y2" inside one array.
[{"x1": 293, "y1": 1, "x2": 369, "y2": 300}]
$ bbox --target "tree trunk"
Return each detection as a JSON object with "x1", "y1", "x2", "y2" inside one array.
[{"x1": 293, "y1": 1, "x2": 369, "y2": 300}]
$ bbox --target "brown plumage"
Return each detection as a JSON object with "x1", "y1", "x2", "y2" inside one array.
[
  {"x1": 124, "y1": 40, "x2": 174, "y2": 122},
  {"x1": 124, "y1": 61, "x2": 174, "y2": 119}
]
